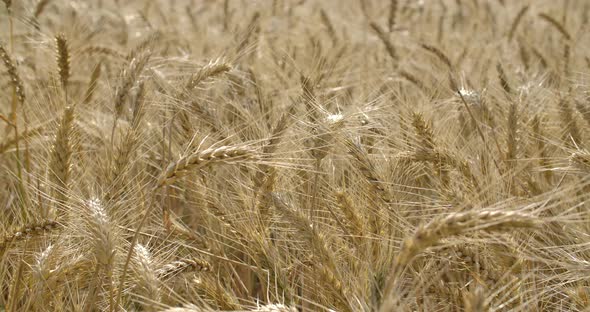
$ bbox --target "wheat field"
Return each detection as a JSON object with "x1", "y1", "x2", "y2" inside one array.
[{"x1": 1, "y1": 0, "x2": 589, "y2": 311}]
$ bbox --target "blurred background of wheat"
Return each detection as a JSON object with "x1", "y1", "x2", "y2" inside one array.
[{"x1": 1, "y1": 0, "x2": 590, "y2": 311}]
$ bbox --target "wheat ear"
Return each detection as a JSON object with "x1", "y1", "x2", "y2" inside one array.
[
  {"x1": 185, "y1": 59, "x2": 232, "y2": 91},
  {"x1": 399, "y1": 70, "x2": 428, "y2": 95},
  {"x1": 370, "y1": 22, "x2": 397, "y2": 61},
  {"x1": 346, "y1": 139, "x2": 391, "y2": 204},
  {"x1": 388, "y1": 0, "x2": 398, "y2": 32},
  {"x1": 506, "y1": 102, "x2": 519, "y2": 161},
  {"x1": 558, "y1": 97, "x2": 582, "y2": 148},
  {"x1": 131, "y1": 244, "x2": 161, "y2": 308},
  {"x1": 0, "y1": 41, "x2": 25, "y2": 105},
  {"x1": 235, "y1": 11, "x2": 260, "y2": 54},
  {"x1": 251, "y1": 304, "x2": 298, "y2": 312},
  {"x1": 531, "y1": 116, "x2": 552, "y2": 182},
  {"x1": 83, "y1": 198, "x2": 117, "y2": 311},
  {"x1": 576, "y1": 100, "x2": 590, "y2": 129},
  {"x1": 334, "y1": 190, "x2": 364, "y2": 242},
  {"x1": 158, "y1": 145, "x2": 259, "y2": 186},
  {"x1": 380, "y1": 210, "x2": 538, "y2": 311},
  {"x1": 411, "y1": 112, "x2": 435, "y2": 151},
  {"x1": 195, "y1": 276, "x2": 241, "y2": 310},
  {"x1": 0, "y1": 220, "x2": 59, "y2": 251},
  {"x1": 463, "y1": 286, "x2": 489, "y2": 312},
  {"x1": 271, "y1": 194, "x2": 339, "y2": 272},
  {"x1": 320, "y1": 9, "x2": 338, "y2": 45},
  {"x1": 496, "y1": 63, "x2": 512, "y2": 95},
  {"x1": 420, "y1": 43, "x2": 452, "y2": 69},
  {"x1": 569, "y1": 150, "x2": 590, "y2": 173},
  {"x1": 111, "y1": 81, "x2": 146, "y2": 186},
  {"x1": 156, "y1": 257, "x2": 211, "y2": 280},
  {"x1": 127, "y1": 32, "x2": 160, "y2": 61},
  {"x1": 538, "y1": 13, "x2": 571, "y2": 40},
  {"x1": 34, "y1": 0, "x2": 51, "y2": 18},
  {"x1": 113, "y1": 53, "x2": 150, "y2": 138},
  {"x1": 83, "y1": 62, "x2": 102, "y2": 104},
  {"x1": 49, "y1": 106, "x2": 74, "y2": 209},
  {"x1": 55, "y1": 34, "x2": 70, "y2": 93},
  {"x1": 508, "y1": 5, "x2": 529, "y2": 41},
  {"x1": 271, "y1": 193, "x2": 350, "y2": 308},
  {"x1": 80, "y1": 45, "x2": 126, "y2": 59}
]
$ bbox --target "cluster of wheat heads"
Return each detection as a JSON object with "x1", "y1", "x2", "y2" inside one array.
[{"x1": 2, "y1": 0, "x2": 590, "y2": 311}]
